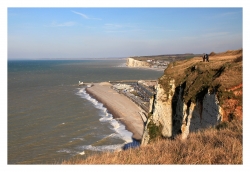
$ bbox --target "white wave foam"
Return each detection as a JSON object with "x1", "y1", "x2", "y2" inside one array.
[
  {"x1": 76, "y1": 88, "x2": 133, "y2": 144},
  {"x1": 72, "y1": 137, "x2": 84, "y2": 141},
  {"x1": 76, "y1": 88, "x2": 104, "y2": 109},
  {"x1": 79, "y1": 151, "x2": 85, "y2": 155},
  {"x1": 57, "y1": 149, "x2": 74, "y2": 154},
  {"x1": 110, "y1": 119, "x2": 120, "y2": 129},
  {"x1": 116, "y1": 63, "x2": 127, "y2": 67},
  {"x1": 99, "y1": 111, "x2": 113, "y2": 122},
  {"x1": 111, "y1": 120, "x2": 133, "y2": 143},
  {"x1": 99, "y1": 116, "x2": 113, "y2": 122},
  {"x1": 80, "y1": 144, "x2": 124, "y2": 152}
]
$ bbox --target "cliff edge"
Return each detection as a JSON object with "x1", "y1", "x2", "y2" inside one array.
[
  {"x1": 126, "y1": 57, "x2": 151, "y2": 68},
  {"x1": 142, "y1": 49, "x2": 242, "y2": 144}
]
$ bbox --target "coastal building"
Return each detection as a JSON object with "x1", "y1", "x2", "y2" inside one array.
[{"x1": 111, "y1": 80, "x2": 157, "y2": 113}]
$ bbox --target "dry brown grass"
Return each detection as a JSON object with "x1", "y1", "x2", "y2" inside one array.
[
  {"x1": 158, "y1": 49, "x2": 242, "y2": 120},
  {"x1": 61, "y1": 119, "x2": 242, "y2": 165},
  {"x1": 162, "y1": 49, "x2": 242, "y2": 91}
]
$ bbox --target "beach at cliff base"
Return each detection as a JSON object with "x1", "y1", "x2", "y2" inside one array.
[{"x1": 86, "y1": 82, "x2": 145, "y2": 140}]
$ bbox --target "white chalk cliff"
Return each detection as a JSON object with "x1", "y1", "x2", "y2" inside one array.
[
  {"x1": 126, "y1": 58, "x2": 151, "y2": 68},
  {"x1": 141, "y1": 49, "x2": 242, "y2": 145},
  {"x1": 141, "y1": 79, "x2": 222, "y2": 145}
]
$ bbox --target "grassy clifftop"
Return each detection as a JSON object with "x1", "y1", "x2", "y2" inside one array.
[
  {"x1": 62, "y1": 119, "x2": 242, "y2": 164},
  {"x1": 159, "y1": 49, "x2": 242, "y2": 121}
]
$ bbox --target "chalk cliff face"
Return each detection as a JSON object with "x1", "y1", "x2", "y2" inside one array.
[
  {"x1": 142, "y1": 80, "x2": 223, "y2": 145},
  {"x1": 138, "y1": 49, "x2": 243, "y2": 146},
  {"x1": 180, "y1": 90, "x2": 223, "y2": 139},
  {"x1": 151, "y1": 79, "x2": 175, "y2": 138},
  {"x1": 126, "y1": 58, "x2": 151, "y2": 68},
  {"x1": 141, "y1": 49, "x2": 242, "y2": 145}
]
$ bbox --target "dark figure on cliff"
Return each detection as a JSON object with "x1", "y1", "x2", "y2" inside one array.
[
  {"x1": 203, "y1": 54, "x2": 206, "y2": 62},
  {"x1": 205, "y1": 54, "x2": 209, "y2": 62}
]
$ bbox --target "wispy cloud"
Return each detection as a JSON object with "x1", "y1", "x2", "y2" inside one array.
[
  {"x1": 46, "y1": 21, "x2": 76, "y2": 27},
  {"x1": 72, "y1": 11, "x2": 88, "y2": 19},
  {"x1": 72, "y1": 10, "x2": 101, "y2": 20}
]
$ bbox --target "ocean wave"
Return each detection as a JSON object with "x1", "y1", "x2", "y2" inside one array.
[
  {"x1": 72, "y1": 137, "x2": 85, "y2": 141},
  {"x1": 79, "y1": 144, "x2": 124, "y2": 152},
  {"x1": 115, "y1": 63, "x2": 127, "y2": 67},
  {"x1": 99, "y1": 116, "x2": 113, "y2": 122},
  {"x1": 76, "y1": 88, "x2": 133, "y2": 144},
  {"x1": 76, "y1": 88, "x2": 103, "y2": 108},
  {"x1": 57, "y1": 149, "x2": 75, "y2": 154}
]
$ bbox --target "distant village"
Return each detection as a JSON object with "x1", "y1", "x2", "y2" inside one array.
[
  {"x1": 145, "y1": 59, "x2": 170, "y2": 69},
  {"x1": 131, "y1": 53, "x2": 202, "y2": 69}
]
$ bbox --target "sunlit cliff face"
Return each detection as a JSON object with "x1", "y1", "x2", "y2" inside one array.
[
  {"x1": 142, "y1": 49, "x2": 242, "y2": 144},
  {"x1": 126, "y1": 58, "x2": 151, "y2": 68}
]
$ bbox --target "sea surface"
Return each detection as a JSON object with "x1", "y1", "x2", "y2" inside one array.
[{"x1": 8, "y1": 59, "x2": 163, "y2": 164}]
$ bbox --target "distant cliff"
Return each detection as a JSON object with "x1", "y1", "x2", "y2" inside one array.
[
  {"x1": 141, "y1": 49, "x2": 242, "y2": 145},
  {"x1": 126, "y1": 58, "x2": 151, "y2": 68}
]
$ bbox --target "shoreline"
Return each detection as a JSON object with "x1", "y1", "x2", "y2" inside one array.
[
  {"x1": 125, "y1": 65, "x2": 165, "y2": 72},
  {"x1": 85, "y1": 82, "x2": 145, "y2": 141},
  {"x1": 116, "y1": 61, "x2": 165, "y2": 72},
  {"x1": 126, "y1": 66, "x2": 166, "y2": 72}
]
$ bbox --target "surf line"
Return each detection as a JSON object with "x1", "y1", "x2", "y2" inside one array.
[{"x1": 76, "y1": 87, "x2": 134, "y2": 145}]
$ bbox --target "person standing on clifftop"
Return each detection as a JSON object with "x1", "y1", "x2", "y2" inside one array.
[
  {"x1": 203, "y1": 54, "x2": 206, "y2": 62},
  {"x1": 205, "y1": 54, "x2": 209, "y2": 62}
]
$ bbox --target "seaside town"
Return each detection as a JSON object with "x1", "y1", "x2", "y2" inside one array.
[
  {"x1": 79, "y1": 79, "x2": 157, "y2": 122},
  {"x1": 128, "y1": 53, "x2": 203, "y2": 70},
  {"x1": 111, "y1": 80, "x2": 157, "y2": 113},
  {"x1": 145, "y1": 59, "x2": 170, "y2": 69}
]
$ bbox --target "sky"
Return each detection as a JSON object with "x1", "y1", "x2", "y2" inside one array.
[
  {"x1": 7, "y1": 7, "x2": 243, "y2": 60},
  {"x1": 2, "y1": 0, "x2": 250, "y2": 171}
]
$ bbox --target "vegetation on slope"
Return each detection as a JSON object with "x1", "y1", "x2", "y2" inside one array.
[
  {"x1": 61, "y1": 119, "x2": 242, "y2": 164},
  {"x1": 158, "y1": 49, "x2": 242, "y2": 121}
]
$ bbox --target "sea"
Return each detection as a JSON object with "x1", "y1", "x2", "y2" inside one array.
[{"x1": 7, "y1": 59, "x2": 163, "y2": 164}]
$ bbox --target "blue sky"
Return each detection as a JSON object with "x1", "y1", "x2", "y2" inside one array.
[{"x1": 7, "y1": 7, "x2": 243, "y2": 59}]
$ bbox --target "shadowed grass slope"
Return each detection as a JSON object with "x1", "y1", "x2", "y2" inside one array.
[{"x1": 61, "y1": 119, "x2": 242, "y2": 164}]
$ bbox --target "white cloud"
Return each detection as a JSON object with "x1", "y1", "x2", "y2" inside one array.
[
  {"x1": 72, "y1": 10, "x2": 101, "y2": 20},
  {"x1": 72, "y1": 10, "x2": 88, "y2": 19}
]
